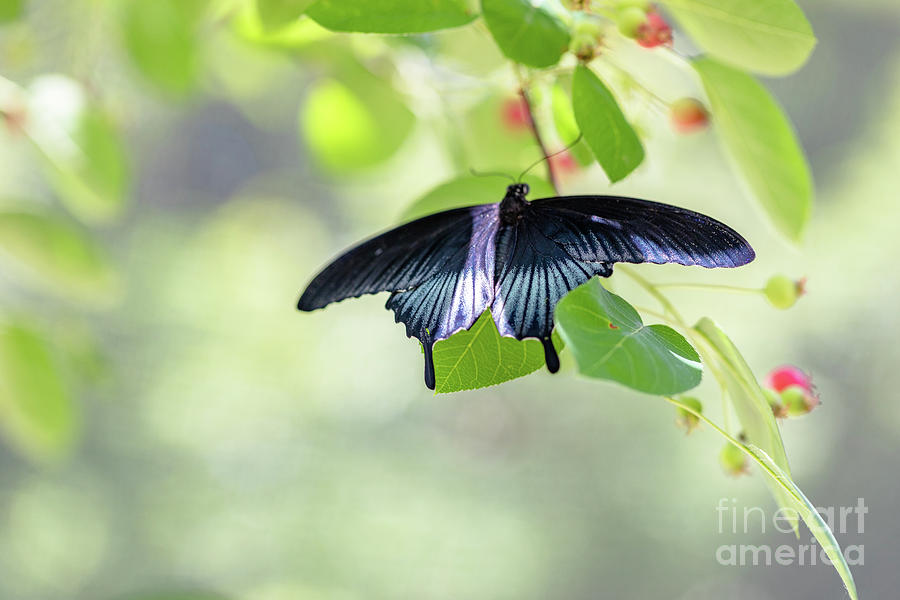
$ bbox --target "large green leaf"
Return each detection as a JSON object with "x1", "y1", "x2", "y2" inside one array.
[
  {"x1": 432, "y1": 311, "x2": 554, "y2": 393},
  {"x1": 121, "y1": 0, "x2": 206, "y2": 97},
  {"x1": 300, "y1": 65, "x2": 414, "y2": 172},
  {"x1": 691, "y1": 317, "x2": 797, "y2": 532},
  {"x1": 0, "y1": 210, "x2": 119, "y2": 304},
  {"x1": 572, "y1": 65, "x2": 644, "y2": 183},
  {"x1": 255, "y1": 0, "x2": 316, "y2": 30},
  {"x1": 0, "y1": 321, "x2": 77, "y2": 463},
  {"x1": 556, "y1": 280, "x2": 702, "y2": 394},
  {"x1": 694, "y1": 58, "x2": 812, "y2": 242},
  {"x1": 662, "y1": 0, "x2": 815, "y2": 76},
  {"x1": 666, "y1": 397, "x2": 858, "y2": 600},
  {"x1": 400, "y1": 174, "x2": 554, "y2": 221},
  {"x1": 307, "y1": 0, "x2": 477, "y2": 33},
  {"x1": 480, "y1": 0, "x2": 571, "y2": 68},
  {"x1": 0, "y1": 0, "x2": 24, "y2": 23}
]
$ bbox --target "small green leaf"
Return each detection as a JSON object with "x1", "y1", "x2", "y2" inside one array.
[
  {"x1": 692, "y1": 317, "x2": 797, "y2": 532},
  {"x1": 572, "y1": 64, "x2": 644, "y2": 183},
  {"x1": 300, "y1": 71, "x2": 413, "y2": 172},
  {"x1": 0, "y1": 0, "x2": 24, "y2": 23},
  {"x1": 307, "y1": 0, "x2": 477, "y2": 34},
  {"x1": 0, "y1": 321, "x2": 77, "y2": 463},
  {"x1": 550, "y1": 83, "x2": 593, "y2": 166},
  {"x1": 556, "y1": 280, "x2": 702, "y2": 394},
  {"x1": 255, "y1": 0, "x2": 316, "y2": 30},
  {"x1": 694, "y1": 58, "x2": 812, "y2": 242},
  {"x1": 46, "y1": 109, "x2": 130, "y2": 224},
  {"x1": 121, "y1": 0, "x2": 206, "y2": 97},
  {"x1": 400, "y1": 174, "x2": 554, "y2": 221},
  {"x1": 481, "y1": 0, "x2": 571, "y2": 68},
  {"x1": 666, "y1": 397, "x2": 858, "y2": 600},
  {"x1": 661, "y1": 0, "x2": 815, "y2": 76},
  {"x1": 0, "y1": 210, "x2": 119, "y2": 305},
  {"x1": 433, "y1": 311, "x2": 551, "y2": 393}
]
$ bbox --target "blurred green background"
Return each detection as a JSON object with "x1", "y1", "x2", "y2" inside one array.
[{"x1": 1, "y1": 0, "x2": 899, "y2": 598}]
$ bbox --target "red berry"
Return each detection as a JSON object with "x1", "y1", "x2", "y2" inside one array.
[
  {"x1": 549, "y1": 149, "x2": 578, "y2": 175},
  {"x1": 636, "y1": 11, "x2": 672, "y2": 48},
  {"x1": 765, "y1": 365, "x2": 813, "y2": 394},
  {"x1": 501, "y1": 97, "x2": 530, "y2": 132},
  {"x1": 669, "y1": 98, "x2": 709, "y2": 134}
]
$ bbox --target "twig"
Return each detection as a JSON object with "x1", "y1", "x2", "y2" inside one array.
[{"x1": 518, "y1": 86, "x2": 560, "y2": 194}]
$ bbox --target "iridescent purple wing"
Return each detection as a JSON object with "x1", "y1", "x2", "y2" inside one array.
[
  {"x1": 298, "y1": 204, "x2": 501, "y2": 390},
  {"x1": 298, "y1": 205, "x2": 481, "y2": 311}
]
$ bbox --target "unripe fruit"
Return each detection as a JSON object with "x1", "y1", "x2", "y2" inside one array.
[
  {"x1": 675, "y1": 396, "x2": 702, "y2": 433},
  {"x1": 719, "y1": 442, "x2": 748, "y2": 476},
  {"x1": 669, "y1": 98, "x2": 709, "y2": 133},
  {"x1": 763, "y1": 387, "x2": 788, "y2": 418},
  {"x1": 617, "y1": 7, "x2": 647, "y2": 39},
  {"x1": 764, "y1": 274, "x2": 804, "y2": 309},
  {"x1": 781, "y1": 384, "x2": 820, "y2": 416}
]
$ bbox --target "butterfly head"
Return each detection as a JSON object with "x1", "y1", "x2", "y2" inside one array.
[
  {"x1": 500, "y1": 183, "x2": 530, "y2": 224},
  {"x1": 507, "y1": 183, "x2": 530, "y2": 198}
]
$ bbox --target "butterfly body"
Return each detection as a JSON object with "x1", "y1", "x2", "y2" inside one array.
[{"x1": 298, "y1": 184, "x2": 754, "y2": 390}]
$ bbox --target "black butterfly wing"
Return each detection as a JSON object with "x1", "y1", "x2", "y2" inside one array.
[
  {"x1": 298, "y1": 205, "x2": 483, "y2": 311},
  {"x1": 386, "y1": 204, "x2": 500, "y2": 389},
  {"x1": 529, "y1": 195, "x2": 755, "y2": 268},
  {"x1": 490, "y1": 210, "x2": 613, "y2": 373},
  {"x1": 491, "y1": 195, "x2": 754, "y2": 371}
]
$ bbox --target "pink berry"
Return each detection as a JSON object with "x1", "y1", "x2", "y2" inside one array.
[
  {"x1": 501, "y1": 97, "x2": 530, "y2": 132},
  {"x1": 669, "y1": 98, "x2": 709, "y2": 133},
  {"x1": 636, "y1": 11, "x2": 672, "y2": 48},
  {"x1": 765, "y1": 365, "x2": 813, "y2": 393}
]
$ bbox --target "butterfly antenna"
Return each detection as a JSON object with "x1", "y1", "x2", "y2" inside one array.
[
  {"x1": 517, "y1": 133, "x2": 584, "y2": 183},
  {"x1": 469, "y1": 168, "x2": 516, "y2": 182}
]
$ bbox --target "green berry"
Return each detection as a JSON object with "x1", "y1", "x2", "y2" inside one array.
[
  {"x1": 781, "y1": 384, "x2": 814, "y2": 416},
  {"x1": 763, "y1": 387, "x2": 787, "y2": 418},
  {"x1": 719, "y1": 442, "x2": 748, "y2": 476},
  {"x1": 617, "y1": 7, "x2": 647, "y2": 39},
  {"x1": 675, "y1": 396, "x2": 702, "y2": 433},
  {"x1": 764, "y1": 274, "x2": 800, "y2": 309}
]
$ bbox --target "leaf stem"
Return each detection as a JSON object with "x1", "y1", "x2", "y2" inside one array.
[
  {"x1": 618, "y1": 266, "x2": 686, "y2": 325},
  {"x1": 653, "y1": 282, "x2": 763, "y2": 295},
  {"x1": 517, "y1": 83, "x2": 560, "y2": 194}
]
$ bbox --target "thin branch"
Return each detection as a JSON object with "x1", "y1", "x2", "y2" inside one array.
[{"x1": 518, "y1": 86, "x2": 560, "y2": 194}]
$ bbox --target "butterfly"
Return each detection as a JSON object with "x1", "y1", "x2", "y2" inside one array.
[{"x1": 298, "y1": 183, "x2": 755, "y2": 390}]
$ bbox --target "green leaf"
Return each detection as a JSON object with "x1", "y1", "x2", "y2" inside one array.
[
  {"x1": 661, "y1": 0, "x2": 815, "y2": 76},
  {"x1": 45, "y1": 109, "x2": 130, "y2": 224},
  {"x1": 255, "y1": 0, "x2": 316, "y2": 30},
  {"x1": 300, "y1": 60, "x2": 414, "y2": 172},
  {"x1": 481, "y1": 0, "x2": 571, "y2": 68},
  {"x1": 0, "y1": 321, "x2": 77, "y2": 463},
  {"x1": 691, "y1": 317, "x2": 797, "y2": 532},
  {"x1": 665, "y1": 397, "x2": 858, "y2": 600},
  {"x1": 0, "y1": 210, "x2": 119, "y2": 305},
  {"x1": 556, "y1": 280, "x2": 702, "y2": 394},
  {"x1": 307, "y1": 0, "x2": 477, "y2": 34},
  {"x1": 550, "y1": 83, "x2": 593, "y2": 166},
  {"x1": 400, "y1": 174, "x2": 554, "y2": 221},
  {"x1": 0, "y1": 0, "x2": 24, "y2": 23},
  {"x1": 121, "y1": 0, "x2": 206, "y2": 97},
  {"x1": 432, "y1": 311, "x2": 551, "y2": 393},
  {"x1": 572, "y1": 64, "x2": 644, "y2": 183},
  {"x1": 694, "y1": 58, "x2": 812, "y2": 242}
]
